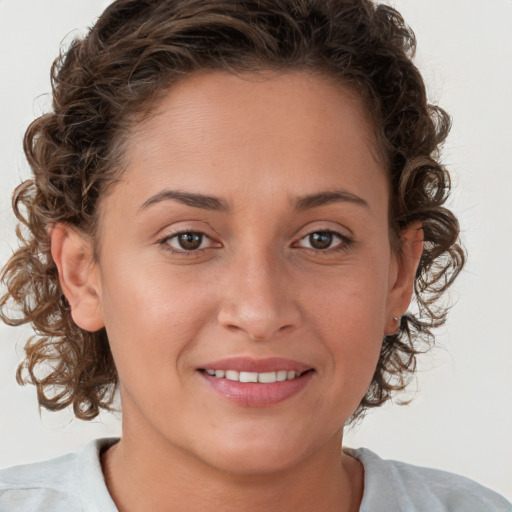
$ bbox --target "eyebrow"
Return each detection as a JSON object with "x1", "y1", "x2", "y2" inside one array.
[
  {"x1": 138, "y1": 190, "x2": 229, "y2": 213},
  {"x1": 138, "y1": 188, "x2": 369, "y2": 213},
  {"x1": 294, "y1": 189, "x2": 369, "y2": 211}
]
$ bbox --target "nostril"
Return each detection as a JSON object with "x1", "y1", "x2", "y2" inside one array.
[
  {"x1": 217, "y1": 293, "x2": 301, "y2": 341},
  {"x1": 221, "y1": 322, "x2": 294, "y2": 342}
]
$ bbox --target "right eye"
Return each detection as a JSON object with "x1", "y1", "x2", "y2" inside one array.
[{"x1": 160, "y1": 231, "x2": 214, "y2": 253}]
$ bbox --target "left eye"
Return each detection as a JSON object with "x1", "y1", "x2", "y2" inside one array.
[
  {"x1": 296, "y1": 231, "x2": 345, "y2": 250},
  {"x1": 164, "y1": 231, "x2": 211, "y2": 251}
]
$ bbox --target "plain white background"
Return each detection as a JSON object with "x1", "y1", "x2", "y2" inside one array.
[{"x1": 0, "y1": 0, "x2": 511, "y2": 501}]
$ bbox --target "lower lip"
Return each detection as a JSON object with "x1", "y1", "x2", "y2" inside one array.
[{"x1": 200, "y1": 371, "x2": 314, "y2": 407}]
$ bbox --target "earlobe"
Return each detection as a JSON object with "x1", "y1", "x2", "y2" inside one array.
[
  {"x1": 50, "y1": 224, "x2": 104, "y2": 332},
  {"x1": 385, "y1": 222, "x2": 424, "y2": 334}
]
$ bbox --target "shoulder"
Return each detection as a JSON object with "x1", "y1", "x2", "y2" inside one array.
[
  {"x1": 0, "y1": 438, "x2": 119, "y2": 512},
  {"x1": 0, "y1": 450, "x2": 81, "y2": 512},
  {"x1": 346, "y1": 447, "x2": 512, "y2": 512}
]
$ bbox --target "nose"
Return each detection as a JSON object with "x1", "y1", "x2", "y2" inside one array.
[{"x1": 217, "y1": 247, "x2": 302, "y2": 341}]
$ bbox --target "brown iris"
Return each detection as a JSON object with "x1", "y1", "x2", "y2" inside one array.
[
  {"x1": 309, "y1": 232, "x2": 333, "y2": 250},
  {"x1": 177, "y1": 232, "x2": 203, "y2": 250}
]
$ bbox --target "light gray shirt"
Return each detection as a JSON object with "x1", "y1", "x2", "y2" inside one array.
[{"x1": 0, "y1": 438, "x2": 510, "y2": 511}]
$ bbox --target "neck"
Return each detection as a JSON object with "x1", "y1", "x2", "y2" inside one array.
[{"x1": 101, "y1": 427, "x2": 363, "y2": 512}]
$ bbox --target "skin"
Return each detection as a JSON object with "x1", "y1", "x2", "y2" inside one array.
[{"x1": 51, "y1": 70, "x2": 423, "y2": 512}]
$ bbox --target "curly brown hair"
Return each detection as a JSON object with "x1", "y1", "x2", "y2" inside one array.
[{"x1": 0, "y1": 0, "x2": 464, "y2": 421}]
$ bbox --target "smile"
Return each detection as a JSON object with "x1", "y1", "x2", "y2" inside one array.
[
  {"x1": 198, "y1": 358, "x2": 315, "y2": 407},
  {"x1": 202, "y1": 369, "x2": 305, "y2": 383}
]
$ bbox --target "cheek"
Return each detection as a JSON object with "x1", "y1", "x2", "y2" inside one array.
[
  {"x1": 306, "y1": 257, "x2": 391, "y2": 337},
  {"x1": 304, "y1": 258, "x2": 390, "y2": 389},
  {"x1": 317, "y1": 289, "x2": 384, "y2": 379},
  {"x1": 99, "y1": 256, "x2": 218, "y2": 375}
]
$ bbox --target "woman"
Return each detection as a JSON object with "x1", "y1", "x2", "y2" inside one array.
[{"x1": 0, "y1": 0, "x2": 510, "y2": 510}]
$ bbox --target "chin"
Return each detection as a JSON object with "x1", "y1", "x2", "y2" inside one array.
[{"x1": 193, "y1": 427, "x2": 324, "y2": 477}]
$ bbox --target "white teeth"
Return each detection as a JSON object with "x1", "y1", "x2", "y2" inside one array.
[
  {"x1": 258, "y1": 371, "x2": 277, "y2": 383},
  {"x1": 225, "y1": 370, "x2": 239, "y2": 381},
  {"x1": 205, "y1": 369, "x2": 305, "y2": 383},
  {"x1": 276, "y1": 370, "x2": 287, "y2": 381},
  {"x1": 239, "y1": 371, "x2": 258, "y2": 383}
]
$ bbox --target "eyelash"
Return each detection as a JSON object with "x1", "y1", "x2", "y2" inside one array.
[
  {"x1": 293, "y1": 230, "x2": 352, "y2": 253},
  {"x1": 158, "y1": 229, "x2": 353, "y2": 255},
  {"x1": 158, "y1": 231, "x2": 217, "y2": 257}
]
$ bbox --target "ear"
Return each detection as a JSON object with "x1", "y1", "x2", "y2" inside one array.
[
  {"x1": 50, "y1": 223, "x2": 105, "y2": 332},
  {"x1": 384, "y1": 222, "x2": 424, "y2": 335}
]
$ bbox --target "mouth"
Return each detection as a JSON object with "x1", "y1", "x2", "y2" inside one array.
[
  {"x1": 200, "y1": 368, "x2": 311, "y2": 383},
  {"x1": 197, "y1": 357, "x2": 315, "y2": 407}
]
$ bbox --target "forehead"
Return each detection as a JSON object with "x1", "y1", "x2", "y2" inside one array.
[
  {"x1": 107, "y1": 70, "x2": 387, "y2": 217},
  {"x1": 133, "y1": 70, "x2": 380, "y2": 161}
]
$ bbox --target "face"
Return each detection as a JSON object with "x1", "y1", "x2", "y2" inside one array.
[{"x1": 68, "y1": 71, "x2": 416, "y2": 475}]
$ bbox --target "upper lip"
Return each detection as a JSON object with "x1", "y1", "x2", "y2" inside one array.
[{"x1": 198, "y1": 357, "x2": 313, "y2": 373}]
